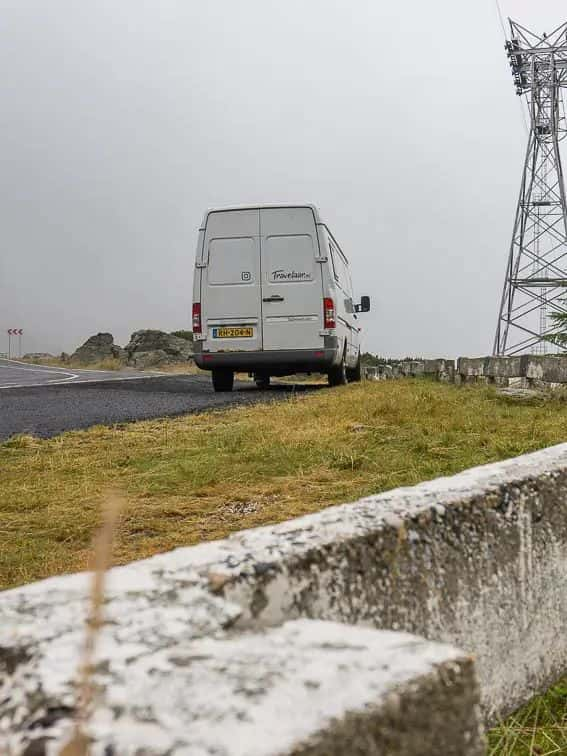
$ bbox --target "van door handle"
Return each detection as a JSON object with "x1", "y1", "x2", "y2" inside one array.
[{"x1": 263, "y1": 295, "x2": 284, "y2": 302}]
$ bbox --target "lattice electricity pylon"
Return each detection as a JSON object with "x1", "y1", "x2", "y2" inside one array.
[{"x1": 494, "y1": 19, "x2": 567, "y2": 356}]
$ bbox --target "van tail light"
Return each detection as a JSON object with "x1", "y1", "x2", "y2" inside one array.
[
  {"x1": 323, "y1": 297, "x2": 336, "y2": 329},
  {"x1": 192, "y1": 303, "x2": 202, "y2": 334}
]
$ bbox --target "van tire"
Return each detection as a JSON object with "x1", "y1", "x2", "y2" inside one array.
[
  {"x1": 347, "y1": 353, "x2": 362, "y2": 383},
  {"x1": 212, "y1": 369, "x2": 234, "y2": 392},
  {"x1": 255, "y1": 374, "x2": 270, "y2": 389},
  {"x1": 328, "y1": 349, "x2": 348, "y2": 387}
]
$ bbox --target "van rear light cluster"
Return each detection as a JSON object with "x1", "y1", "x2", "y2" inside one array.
[
  {"x1": 323, "y1": 297, "x2": 336, "y2": 329},
  {"x1": 192, "y1": 303, "x2": 202, "y2": 334}
]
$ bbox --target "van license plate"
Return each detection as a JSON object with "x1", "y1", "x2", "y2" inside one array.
[{"x1": 213, "y1": 327, "x2": 253, "y2": 338}]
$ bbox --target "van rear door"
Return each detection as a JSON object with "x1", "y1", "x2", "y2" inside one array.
[
  {"x1": 260, "y1": 207, "x2": 324, "y2": 351},
  {"x1": 202, "y1": 209, "x2": 262, "y2": 353}
]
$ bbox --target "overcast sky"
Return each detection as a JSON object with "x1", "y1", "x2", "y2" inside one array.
[{"x1": 1, "y1": 0, "x2": 566, "y2": 357}]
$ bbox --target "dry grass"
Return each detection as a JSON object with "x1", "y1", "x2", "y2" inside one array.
[
  {"x1": 59, "y1": 492, "x2": 122, "y2": 756},
  {"x1": 146, "y1": 361, "x2": 203, "y2": 375},
  {"x1": 3, "y1": 379, "x2": 567, "y2": 591}
]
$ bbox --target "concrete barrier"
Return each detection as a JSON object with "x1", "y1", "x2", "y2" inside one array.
[
  {"x1": 410, "y1": 360, "x2": 425, "y2": 375},
  {"x1": 456, "y1": 354, "x2": 567, "y2": 388},
  {"x1": 362, "y1": 365, "x2": 398, "y2": 381},
  {"x1": 525, "y1": 354, "x2": 567, "y2": 384},
  {"x1": 424, "y1": 358, "x2": 455, "y2": 382},
  {"x1": 457, "y1": 357, "x2": 490, "y2": 383},
  {"x1": 0, "y1": 607, "x2": 483, "y2": 755},
  {"x1": 364, "y1": 360, "x2": 454, "y2": 382},
  {"x1": 486, "y1": 356, "x2": 526, "y2": 383},
  {"x1": 187, "y1": 442, "x2": 567, "y2": 724},
  {"x1": 365, "y1": 355, "x2": 567, "y2": 388},
  {"x1": 6, "y1": 443, "x2": 567, "y2": 752},
  {"x1": 398, "y1": 361, "x2": 424, "y2": 376},
  {"x1": 362, "y1": 365, "x2": 394, "y2": 381}
]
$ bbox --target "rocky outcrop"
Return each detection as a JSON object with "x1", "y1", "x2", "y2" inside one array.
[
  {"x1": 70, "y1": 333, "x2": 126, "y2": 365},
  {"x1": 69, "y1": 330, "x2": 193, "y2": 368},
  {"x1": 125, "y1": 330, "x2": 193, "y2": 367}
]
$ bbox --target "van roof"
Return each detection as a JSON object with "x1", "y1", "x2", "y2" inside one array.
[{"x1": 200, "y1": 203, "x2": 323, "y2": 228}]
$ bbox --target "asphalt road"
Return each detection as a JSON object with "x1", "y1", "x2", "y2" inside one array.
[
  {"x1": 0, "y1": 360, "x2": 321, "y2": 441},
  {"x1": 0, "y1": 358, "x2": 151, "y2": 388}
]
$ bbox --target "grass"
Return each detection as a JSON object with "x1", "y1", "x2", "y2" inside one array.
[
  {"x1": 3, "y1": 378, "x2": 567, "y2": 591},
  {"x1": 3, "y1": 378, "x2": 567, "y2": 752},
  {"x1": 488, "y1": 680, "x2": 567, "y2": 755}
]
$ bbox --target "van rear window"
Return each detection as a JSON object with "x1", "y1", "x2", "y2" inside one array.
[
  {"x1": 208, "y1": 237, "x2": 256, "y2": 285},
  {"x1": 265, "y1": 235, "x2": 314, "y2": 283}
]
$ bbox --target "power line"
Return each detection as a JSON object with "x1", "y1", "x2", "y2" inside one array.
[
  {"x1": 494, "y1": 0, "x2": 507, "y2": 39},
  {"x1": 519, "y1": 98, "x2": 530, "y2": 136},
  {"x1": 493, "y1": 0, "x2": 530, "y2": 135}
]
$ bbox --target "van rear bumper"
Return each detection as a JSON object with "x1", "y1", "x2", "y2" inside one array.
[{"x1": 194, "y1": 345, "x2": 339, "y2": 374}]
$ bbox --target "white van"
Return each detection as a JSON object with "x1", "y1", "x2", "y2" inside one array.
[{"x1": 192, "y1": 204, "x2": 370, "y2": 391}]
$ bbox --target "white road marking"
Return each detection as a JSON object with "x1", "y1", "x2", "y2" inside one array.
[
  {"x1": 0, "y1": 359, "x2": 168, "y2": 390},
  {"x1": 0, "y1": 376, "x2": 164, "y2": 390},
  {"x1": 0, "y1": 376, "x2": 78, "y2": 389},
  {"x1": 0, "y1": 362, "x2": 78, "y2": 389},
  {"x1": 0, "y1": 365, "x2": 76, "y2": 376}
]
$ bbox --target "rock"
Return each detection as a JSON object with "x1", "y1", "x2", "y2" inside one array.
[
  {"x1": 70, "y1": 333, "x2": 125, "y2": 365},
  {"x1": 111, "y1": 345, "x2": 127, "y2": 362},
  {"x1": 125, "y1": 330, "x2": 193, "y2": 367},
  {"x1": 496, "y1": 387, "x2": 542, "y2": 401}
]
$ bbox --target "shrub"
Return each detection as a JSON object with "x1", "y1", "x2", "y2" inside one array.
[{"x1": 170, "y1": 330, "x2": 193, "y2": 342}]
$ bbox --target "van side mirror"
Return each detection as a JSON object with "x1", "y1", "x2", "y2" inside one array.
[{"x1": 355, "y1": 296, "x2": 371, "y2": 313}]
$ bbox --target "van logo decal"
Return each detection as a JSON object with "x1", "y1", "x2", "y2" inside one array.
[{"x1": 271, "y1": 269, "x2": 312, "y2": 282}]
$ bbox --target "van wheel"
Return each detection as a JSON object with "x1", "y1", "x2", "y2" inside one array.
[
  {"x1": 328, "y1": 350, "x2": 348, "y2": 387},
  {"x1": 255, "y1": 374, "x2": 270, "y2": 389},
  {"x1": 212, "y1": 369, "x2": 234, "y2": 392},
  {"x1": 347, "y1": 353, "x2": 362, "y2": 383}
]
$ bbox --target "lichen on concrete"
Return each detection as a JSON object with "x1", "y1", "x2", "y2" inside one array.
[
  {"x1": 1, "y1": 619, "x2": 483, "y2": 755},
  {"x1": 0, "y1": 560, "x2": 241, "y2": 753}
]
